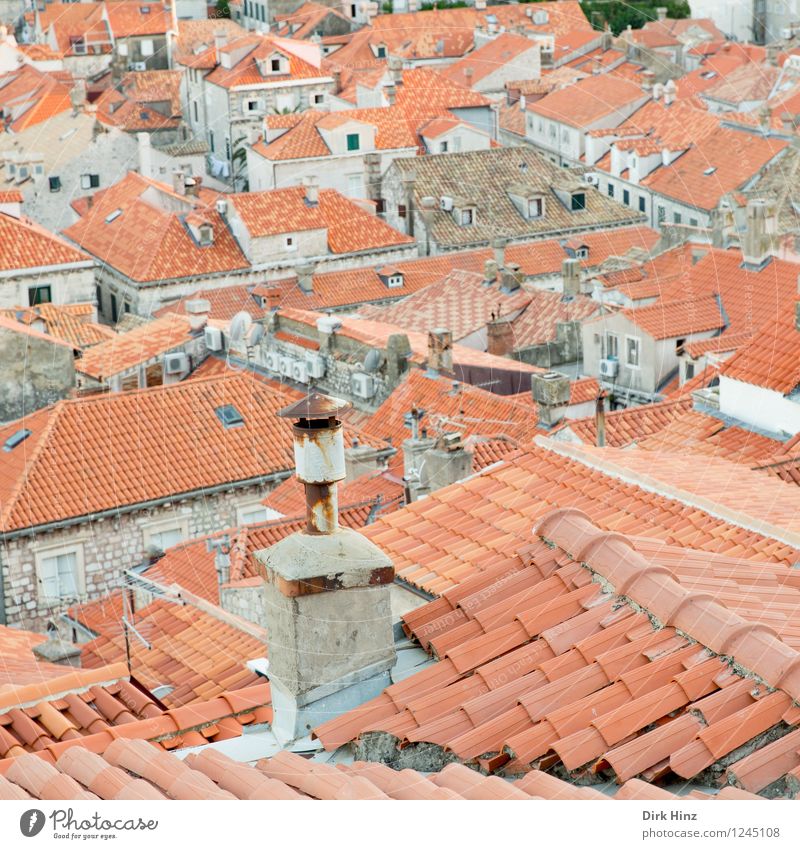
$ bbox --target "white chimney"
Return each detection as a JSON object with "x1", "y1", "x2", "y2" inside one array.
[
  {"x1": 303, "y1": 175, "x2": 319, "y2": 206},
  {"x1": 256, "y1": 393, "x2": 396, "y2": 745}
]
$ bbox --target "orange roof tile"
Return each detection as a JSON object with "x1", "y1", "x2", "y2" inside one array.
[
  {"x1": 229, "y1": 187, "x2": 412, "y2": 253},
  {"x1": 640, "y1": 128, "x2": 787, "y2": 212},
  {"x1": 172, "y1": 18, "x2": 247, "y2": 70},
  {"x1": 80, "y1": 599, "x2": 265, "y2": 707},
  {"x1": 154, "y1": 285, "x2": 266, "y2": 322},
  {"x1": 63, "y1": 172, "x2": 247, "y2": 283},
  {"x1": 0, "y1": 373, "x2": 298, "y2": 533},
  {"x1": 0, "y1": 304, "x2": 113, "y2": 349},
  {"x1": 527, "y1": 73, "x2": 646, "y2": 128},
  {"x1": 0, "y1": 212, "x2": 89, "y2": 272},
  {"x1": 314, "y1": 509, "x2": 800, "y2": 795},
  {"x1": 721, "y1": 310, "x2": 800, "y2": 393},
  {"x1": 104, "y1": 1, "x2": 171, "y2": 37},
  {"x1": 442, "y1": 33, "x2": 540, "y2": 89},
  {"x1": 619, "y1": 296, "x2": 725, "y2": 340}
]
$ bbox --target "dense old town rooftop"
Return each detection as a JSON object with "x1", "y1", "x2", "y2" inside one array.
[{"x1": 5, "y1": 0, "x2": 800, "y2": 825}]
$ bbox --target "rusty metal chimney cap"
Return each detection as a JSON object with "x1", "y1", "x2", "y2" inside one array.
[{"x1": 277, "y1": 391, "x2": 352, "y2": 420}]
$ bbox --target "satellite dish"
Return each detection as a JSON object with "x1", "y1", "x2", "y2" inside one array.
[
  {"x1": 229, "y1": 311, "x2": 253, "y2": 343},
  {"x1": 246, "y1": 323, "x2": 264, "y2": 347},
  {"x1": 363, "y1": 347, "x2": 383, "y2": 373}
]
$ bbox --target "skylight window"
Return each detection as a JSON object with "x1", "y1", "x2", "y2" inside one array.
[
  {"x1": 105, "y1": 209, "x2": 122, "y2": 223},
  {"x1": 215, "y1": 405, "x2": 244, "y2": 428},
  {"x1": 703, "y1": 166, "x2": 717, "y2": 176},
  {"x1": 3, "y1": 429, "x2": 32, "y2": 452}
]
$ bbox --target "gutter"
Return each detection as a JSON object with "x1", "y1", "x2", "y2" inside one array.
[{"x1": 0, "y1": 469, "x2": 293, "y2": 543}]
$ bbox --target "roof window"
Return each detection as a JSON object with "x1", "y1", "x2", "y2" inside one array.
[
  {"x1": 3, "y1": 429, "x2": 32, "y2": 452},
  {"x1": 215, "y1": 405, "x2": 244, "y2": 428}
]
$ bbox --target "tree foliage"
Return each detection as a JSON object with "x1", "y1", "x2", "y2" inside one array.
[{"x1": 580, "y1": 1, "x2": 690, "y2": 36}]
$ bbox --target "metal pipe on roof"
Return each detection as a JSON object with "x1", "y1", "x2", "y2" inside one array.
[{"x1": 596, "y1": 391, "x2": 607, "y2": 448}]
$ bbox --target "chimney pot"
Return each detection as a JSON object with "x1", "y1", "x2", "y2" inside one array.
[{"x1": 427, "y1": 327, "x2": 453, "y2": 374}]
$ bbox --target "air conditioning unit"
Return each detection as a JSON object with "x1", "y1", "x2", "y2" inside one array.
[
  {"x1": 305, "y1": 353, "x2": 325, "y2": 378},
  {"x1": 279, "y1": 355, "x2": 294, "y2": 377},
  {"x1": 129, "y1": 62, "x2": 147, "y2": 71},
  {"x1": 351, "y1": 372, "x2": 375, "y2": 399},
  {"x1": 440, "y1": 195, "x2": 453, "y2": 211},
  {"x1": 584, "y1": 173, "x2": 600, "y2": 186},
  {"x1": 292, "y1": 361, "x2": 309, "y2": 383},
  {"x1": 265, "y1": 351, "x2": 280, "y2": 372},
  {"x1": 204, "y1": 325, "x2": 223, "y2": 351},
  {"x1": 599, "y1": 358, "x2": 619, "y2": 378},
  {"x1": 164, "y1": 352, "x2": 189, "y2": 375}
]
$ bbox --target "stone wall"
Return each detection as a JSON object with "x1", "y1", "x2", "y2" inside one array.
[
  {"x1": 0, "y1": 327, "x2": 75, "y2": 424},
  {"x1": 0, "y1": 479, "x2": 288, "y2": 632}
]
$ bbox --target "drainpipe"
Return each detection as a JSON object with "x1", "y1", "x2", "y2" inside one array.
[{"x1": 0, "y1": 549, "x2": 6, "y2": 625}]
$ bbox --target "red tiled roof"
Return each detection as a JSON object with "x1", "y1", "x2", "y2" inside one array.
[
  {"x1": 620, "y1": 296, "x2": 725, "y2": 340},
  {"x1": 441, "y1": 33, "x2": 539, "y2": 88},
  {"x1": 721, "y1": 311, "x2": 800, "y2": 394},
  {"x1": 640, "y1": 128, "x2": 787, "y2": 212},
  {"x1": 104, "y1": 1, "x2": 171, "y2": 37},
  {"x1": 0, "y1": 212, "x2": 89, "y2": 272},
  {"x1": 362, "y1": 368, "x2": 539, "y2": 450},
  {"x1": 204, "y1": 35, "x2": 325, "y2": 89},
  {"x1": 315, "y1": 509, "x2": 800, "y2": 794},
  {"x1": 63, "y1": 173, "x2": 247, "y2": 283},
  {"x1": 80, "y1": 600, "x2": 265, "y2": 707},
  {"x1": 172, "y1": 18, "x2": 247, "y2": 69},
  {"x1": 0, "y1": 374, "x2": 297, "y2": 533},
  {"x1": 526, "y1": 73, "x2": 646, "y2": 128},
  {"x1": 262, "y1": 226, "x2": 658, "y2": 312},
  {"x1": 361, "y1": 438, "x2": 799, "y2": 596},
  {"x1": 154, "y1": 285, "x2": 266, "y2": 322},
  {"x1": 0, "y1": 676, "x2": 271, "y2": 766},
  {"x1": 95, "y1": 70, "x2": 182, "y2": 133},
  {"x1": 75, "y1": 313, "x2": 194, "y2": 380},
  {"x1": 254, "y1": 106, "x2": 419, "y2": 161},
  {"x1": 0, "y1": 304, "x2": 113, "y2": 350},
  {"x1": 36, "y1": 3, "x2": 112, "y2": 58},
  {"x1": 359, "y1": 269, "x2": 532, "y2": 343},
  {"x1": 229, "y1": 188, "x2": 412, "y2": 253},
  {"x1": 560, "y1": 397, "x2": 691, "y2": 447}
]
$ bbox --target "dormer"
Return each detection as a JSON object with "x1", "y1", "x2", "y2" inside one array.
[
  {"x1": 316, "y1": 115, "x2": 376, "y2": 155},
  {"x1": 377, "y1": 266, "x2": 404, "y2": 288},
  {"x1": 186, "y1": 213, "x2": 214, "y2": 246},
  {"x1": 452, "y1": 198, "x2": 477, "y2": 227},
  {"x1": 554, "y1": 184, "x2": 587, "y2": 212},
  {"x1": 257, "y1": 51, "x2": 289, "y2": 77},
  {"x1": 508, "y1": 183, "x2": 546, "y2": 220},
  {"x1": 372, "y1": 42, "x2": 387, "y2": 59},
  {"x1": 565, "y1": 238, "x2": 589, "y2": 260}
]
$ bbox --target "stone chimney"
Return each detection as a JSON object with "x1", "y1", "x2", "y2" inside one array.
[
  {"x1": 656, "y1": 6, "x2": 667, "y2": 21},
  {"x1": 344, "y1": 437, "x2": 385, "y2": 482},
  {"x1": 492, "y1": 235, "x2": 507, "y2": 269},
  {"x1": 296, "y1": 262, "x2": 316, "y2": 294},
  {"x1": 427, "y1": 328, "x2": 453, "y2": 375},
  {"x1": 185, "y1": 298, "x2": 211, "y2": 333},
  {"x1": 303, "y1": 175, "x2": 319, "y2": 206},
  {"x1": 487, "y1": 316, "x2": 515, "y2": 357},
  {"x1": 402, "y1": 408, "x2": 435, "y2": 502},
  {"x1": 421, "y1": 432, "x2": 473, "y2": 492},
  {"x1": 741, "y1": 198, "x2": 776, "y2": 268},
  {"x1": 483, "y1": 258, "x2": 499, "y2": 284},
  {"x1": 214, "y1": 29, "x2": 226, "y2": 66},
  {"x1": 531, "y1": 371, "x2": 571, "y2": 428},
  {"x1": 207, "y1": 535, "x2": 231, "y2": 586},
  {"x1": 500, "y1": 262, "x2": 523, "y2": 293},
  {"x1": 562, "y1": 257, "x2": 581, "y2": 298},
  {"x1": 256, "y1": 393, "x2": 396, "y2": 744}
]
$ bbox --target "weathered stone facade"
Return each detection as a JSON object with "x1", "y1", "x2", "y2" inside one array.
[{"x1": 0, "y1": 479, "x2": 288, "y2": 633}]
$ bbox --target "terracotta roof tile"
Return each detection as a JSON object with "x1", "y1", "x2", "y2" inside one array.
[
  {"x1": 0, "y1": 212, "x2": 89, "y2": 272},
  {"x1": 527, "y1": 73, "x2": 647, "y2": 128},
  {"x1": 0, "y1": 373, "x2": 297, "y2": 533},
  {"x1": 315, "y1": 508, "x2": 800, "y2": 796}
]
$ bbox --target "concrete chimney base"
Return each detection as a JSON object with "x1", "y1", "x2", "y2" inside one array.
[{"x1": 268, "y1": 663, "x2": 392, "y2": 746}]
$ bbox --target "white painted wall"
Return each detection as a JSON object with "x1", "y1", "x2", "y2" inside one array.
[
  {"x1": 719, "y1": 375, "x2": 800, "y2": 435},
  {"x1": 690, "y1": 0, "x2": 754, "y2": 42}
]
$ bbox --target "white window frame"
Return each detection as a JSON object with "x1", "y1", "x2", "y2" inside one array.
[
  {"x1": 387, "y1": 275, "x2": 404, "y2": 288},
  {"x1": 35, "y1": 541, "x2": 85, "y2": 602},
  {"x1": 143, "y1": 516, "x2": 189, "y2": 552},
  {"x1": 140, "y1": 39, "x2": 154, "y2": 57},
  {"x1": 606, "y1": 332, "x2": 619, "y2": 360},
  {"x1": 625, "y1": 335, "x2": 641, "y2": 369},
  {"x1": 118, "y1": 42, "x2": 129, "y2": 57},
  {"x1": 285, "y1": 235, "x2": 297, "y2": 251}
]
